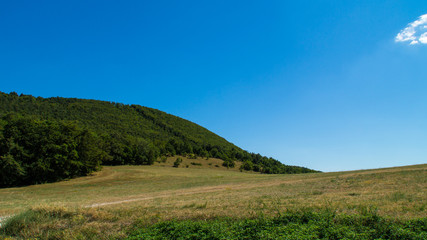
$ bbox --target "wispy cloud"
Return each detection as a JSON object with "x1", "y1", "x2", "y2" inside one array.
[{"x1": 395, "y1": 14, "x2": 427, "y2": 45}]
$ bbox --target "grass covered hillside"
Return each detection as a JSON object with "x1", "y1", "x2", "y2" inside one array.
[
  {"x1": 0, "y1": 164, "x2": 425, "y2": 239},
  {"x1": 0, "y1": 91, "x2": 317, "y2": 187}
]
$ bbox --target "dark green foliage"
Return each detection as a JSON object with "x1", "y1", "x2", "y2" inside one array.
[
  {"x1": 240, "y1": 161, "x2": 254, "y2": 171},
  {"x1": 127, "y1": 211, "x2": 427, "y2": 240},
  {"x1": 0, "y1": 154, "x2": 26, "y2": 186},
  {"x1": 0, "y1": 114, "x2": 104, "y2": 187},
  {"x1": 173, "y1": 158, "x2": 183, "y2": 168},
  {"x1": 222, "y1": 159, "x2": 235, "y2": 168},
  {"x1": 0, "y1": 91, "x2": 318, "y2": 187}
]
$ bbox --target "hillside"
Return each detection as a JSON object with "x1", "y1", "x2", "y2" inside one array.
[
  {"x1": 0, "y1": 164, "x2": 425, "y2": 239},
  {"x1": 0, "y1": 91, "x2": 317, "y2": 187}
]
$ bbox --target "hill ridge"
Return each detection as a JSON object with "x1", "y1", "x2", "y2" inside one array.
[{"x1": 0, "y1": 91, "x2": 317, "y2": 187}]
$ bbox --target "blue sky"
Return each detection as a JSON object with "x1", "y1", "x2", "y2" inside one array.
[{"x1": 1, "y1": 0, "x2": 426, "y2": 171}]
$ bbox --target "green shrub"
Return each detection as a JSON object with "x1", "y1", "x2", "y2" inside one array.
[
  {"x1": 173, "y1": 158, "x2": 182, "y2": 168},
  {"x1": 240, "y1": 161, "x2": 254, "y2": 171},
  {"x1": 222, "y1": 160, "x2": 235, "y2": 168}
]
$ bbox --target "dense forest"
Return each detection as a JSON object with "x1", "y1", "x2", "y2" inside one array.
[{"x1": 0, "y1": 91, "x2": 317, "y2": 187}]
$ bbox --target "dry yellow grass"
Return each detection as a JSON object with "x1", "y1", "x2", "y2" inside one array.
[
  {"x1": 1, "y1": 161, "x2": 425, "y2": 219},
  {"x1": 1, "y1": 162, "x2": 425, "y2": 239},
  {"x1": 0, "y1": 161, "x2": 427, "y2": 239}
]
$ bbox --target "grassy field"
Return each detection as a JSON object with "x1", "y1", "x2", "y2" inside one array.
[{"x1": 0, "y1": 158, "x2": 426, "y2": 239}]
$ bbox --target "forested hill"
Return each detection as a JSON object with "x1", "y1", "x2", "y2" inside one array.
[{"x1": 0, "y1": 91, "x2": 317, "y2": 187}]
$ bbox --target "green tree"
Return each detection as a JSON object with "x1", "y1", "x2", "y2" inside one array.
[
  {"x1": 0, "y1": 114, "x2": 105, "y2": 187},
  {"x1": 0, "y1": 154, "x2": 26, "y2": 186},
  {"x1": 240, "y1": 161, "x2": 254, "y2": 171}
]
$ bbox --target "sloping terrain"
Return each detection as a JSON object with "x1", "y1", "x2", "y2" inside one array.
[
  {"x1": 0, "y1": 164, "x2": 425, "y2": 239},
  {"x1": 0, "y1": 91, "x2": 316, "y2": 187}
]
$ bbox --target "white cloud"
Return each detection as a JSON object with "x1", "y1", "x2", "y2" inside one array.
[
  {"x1": 395, "y1": 14, "x2": 427, "y2": 45},
  {"x1": 420, "y1": 32, "x2": 427, "y2": 44}
]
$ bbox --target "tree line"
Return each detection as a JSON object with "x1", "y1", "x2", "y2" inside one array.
[{"x1": 0, "y1": 114, "x2": 106, "y2": 187}]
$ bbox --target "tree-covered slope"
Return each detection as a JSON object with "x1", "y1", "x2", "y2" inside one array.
[{"x1": 0, "y1": 91, "x2": 317, "y2": 187}]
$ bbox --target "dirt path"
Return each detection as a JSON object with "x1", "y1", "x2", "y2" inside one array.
[
  {"x1": 86, "y1": 185, "x2": 239, "y2": 207},
  {"x1": 2, "y1": 181, "x2": 287, "y2": 227},
  {"x1": 3, "y1": 165, "x2": 425, "y2": 225},
  {"x1": 86, "y1": 165, "x2": 427, "y2": 208},
  {"x1": 86, "y1": 177, "x2": 314, "y2": 208}
]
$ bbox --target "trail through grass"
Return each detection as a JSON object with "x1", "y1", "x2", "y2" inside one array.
[{"x1": 0, "y1": 163, "x2": 426, "y2": 239}]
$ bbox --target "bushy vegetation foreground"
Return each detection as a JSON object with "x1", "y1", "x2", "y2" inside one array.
[
  {"x1": 0, "y1": 91, "x2": 316, "y2": 187},
  {"x1": 1, "y1": 207, "x2": 425, "y2": 240},
  {"x1": 129, "y1": 211, "x2": 426, "y2": 240}
]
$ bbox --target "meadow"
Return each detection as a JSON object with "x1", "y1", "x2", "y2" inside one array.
[{"x1": 0, "y1": 158, "x2": 426, "y2": 239}]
